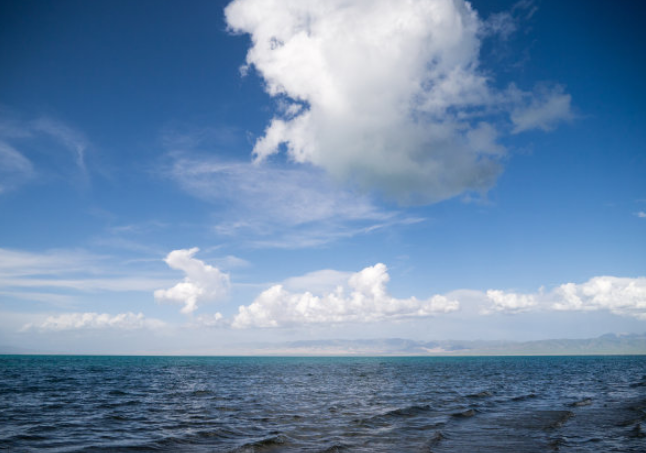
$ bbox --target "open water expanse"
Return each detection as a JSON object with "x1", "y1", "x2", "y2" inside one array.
[{"x1": 0, "y1": 355, "x2": 645, "y2": 452}]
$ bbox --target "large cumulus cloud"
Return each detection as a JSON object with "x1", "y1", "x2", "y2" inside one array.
[{"x1": 225, "y1": 0, "x2": 572, "y2": 204}]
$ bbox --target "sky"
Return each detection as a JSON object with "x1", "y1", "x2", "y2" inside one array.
[{"x1": 0, "y1": 0, "x2": 645, "y2": 354}]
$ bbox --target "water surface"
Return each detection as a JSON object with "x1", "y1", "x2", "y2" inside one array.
[{"x1": 1, "y1": 355, "x2": 644, "y2": 452}]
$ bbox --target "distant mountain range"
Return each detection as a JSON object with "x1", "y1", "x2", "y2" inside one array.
[
  {"x1": 243, "y1": 333, "x2": 646, "y2": 356},
  {"x1": 1, "y1": 333, "x2": 644, "y2": 356},
  {"x1": 0, "y1": 344, "x2": 42, "y2": 355}
]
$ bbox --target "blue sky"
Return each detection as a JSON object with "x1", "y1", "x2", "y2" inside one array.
[{"x1": 1, "y1": 0, "x2": 644, "y2": 354}]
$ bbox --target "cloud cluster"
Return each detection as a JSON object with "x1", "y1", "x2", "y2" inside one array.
[
  {"x1": 226, "y1": 0, "x2": 573, "y2": 204},
  {"x1": 154, "y1": 248, "x2": 230, "y2": 314},
  {"x1": 552, "y1": 276, "x2": 646, "y2": 320},
  {"x1": 151, "y1": 247, "x2": 645, "y2": 328},
  {"x1": 232, "y1": 263, "x2": 459, "y2": 328},
  {"x1": 484, "y1": 276, "x2": 646, "y2": 320},
  {"x1": 23, "y1": 312, "x2": 166, "y2": 331}
]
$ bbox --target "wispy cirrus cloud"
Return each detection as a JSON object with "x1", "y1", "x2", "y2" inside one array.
[
  {"x1": 0, "y1": 248, "x2": 172, "y2": 305},
  {"x1": 225, "y1": 0, "x2": 573, "y2": 205},
  {"x1": 164, "y1": 153, "x2": 417, "y2": 248},
  {"x1": 0, "y1": 248, "x2": 104, "y2": 277},
  {"x1": 0, "y1": 141, "x2": 34, "y2": 194},
  {"x1": 0, "y1": 110, "x2": 91, "y2": 193},
  {"x1": 31, "y1": 117, "x2": 89, "y2": 175}
]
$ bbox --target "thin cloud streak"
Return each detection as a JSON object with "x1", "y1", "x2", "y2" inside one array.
[{"x1": 0, "y1": 248, "x2": 174, "y2": 304}]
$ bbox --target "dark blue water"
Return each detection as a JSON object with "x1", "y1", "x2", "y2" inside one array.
[{"x1": 1, "y1": 355, "x2": 644, "y2": 452}]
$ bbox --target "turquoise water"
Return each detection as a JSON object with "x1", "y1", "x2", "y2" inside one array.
[{"x1": 1, "y1": 355, "x2": 644, "y2": 452}]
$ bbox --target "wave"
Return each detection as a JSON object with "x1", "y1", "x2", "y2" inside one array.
[
  {"x1": 467, "y1": 391, "x2": 492, "y2": 398},
  {"x1": 450, "y1": 408, "x2": 476, "y2": 418},
  {"x1": 383, "y1": 404, "x2": 432, "y2": 418},
  {"x1": 317, "y1": 444, "x2": 349, "y2": 452},
  {"x1": 511, "y1": 393, "x2": 538, "y2": 402},
  {"x1": 543, "y1": 410, "x2": 574, "y2": 430},
  {"x1": 569, "y1": 398, "x2": 592, "y2": 407},
  {"x1": 230, "y1": 434, "x2": 292, "y2": 452}
]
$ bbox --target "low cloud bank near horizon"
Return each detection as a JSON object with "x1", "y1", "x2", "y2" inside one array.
[
  {"x1": 225, "y1": 0, "x2": 573, "y2": 204},
  {"x1": 153, "y1": 249, "x2": 646, "y2": 329},
  {"x1": 16, "y1": 260, "x2": 646, "y2": 334},
  {"x1": 22, "y1": 312, "x2": 166, "y2": 332},
  {"x1": 484, "y1": 276, "x2": 646, "y2": 320}
]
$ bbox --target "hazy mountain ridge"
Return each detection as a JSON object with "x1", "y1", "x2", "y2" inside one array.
[
  {"x1": 250, "y1": 333, "x2": 646, "y2": 356},
  {"x1": 1, "y1": 333, "x2": 644, "y2": 356}
]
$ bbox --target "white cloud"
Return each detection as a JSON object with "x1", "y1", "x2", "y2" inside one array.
[
  {"x1": 484, "y1": 289, "x2": 537, "y2": 314},
  {"x1": 636, "y1": 211, "x2": 646, "y2": 219},
  {"x1": 154, "y1": 248, "x2": 230, "y2": 314},
  {"x1": 482, "y1": 11, "x2": 517, "y2": 40},
  {"x1": 482, "y1": 276, "x2": 646, "y2": 320},
  {"x1": 480, "y1": 0, "x2": 537, "y2": 41},
  {"x1": 552, "y1": 276, "x2": 646, "y2": 320},
  {"x1": 23, "y1": 312, "x2": 166, "y2": 331},
  {"x1": 191, "y1": 312, "x2": 227, "y2": 328},
  {"x1": 231, "y1": 263, "x2": 459, "y2": 328},
  {"x1": 511, "y1": 85, "x2": 574, "y2": 133},
  {"x1": 226, "y1": 0, "x2": 572, "y2": 204}
]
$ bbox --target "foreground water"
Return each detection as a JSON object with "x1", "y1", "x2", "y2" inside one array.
[{"x1": 1, "y1": 355, "x2": 645, "y2": 452}]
